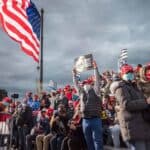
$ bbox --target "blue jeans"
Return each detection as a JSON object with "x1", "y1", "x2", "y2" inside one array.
[
  {"x1": 82, "y1": 118, "x2": 103, "y2": 150},
  {"x1": 109, "y1": 124, "x2": 120, "y2": 148},
  {"x1": 50, "y1": 134, "x2": 64, "y2": 150},
  {"x1": 18, "y1": 126, "x2": 30, "y2": 150}
]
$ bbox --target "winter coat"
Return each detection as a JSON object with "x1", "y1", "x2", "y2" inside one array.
[
  {"x1": 31, "y1": 116, "x2": 50, "y2": 135},
  {"x1": 110, "y1": 81, "x2": 150, "y2": 142},
  {"x1": 137, "y1": 65, "x2": 150, "y2": 98},
  {"x1": 80, "y1": 89, "x2": 101, "y2": 118},
  {"x1": 51, "y1": 115, "x2": 69, "y2": 136},
  {"x1": 15, "y1": 105, "x2": 33, "y2": 128},
  {"x1": 137, "y1": 81, "x2": 150, "y2": 98}
]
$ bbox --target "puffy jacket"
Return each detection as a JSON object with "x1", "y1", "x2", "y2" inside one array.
[
  {"x1": 73, "y1": 67, "x2": 102, "y2": 118},
  {"x1": 111, "y1": 81, "x2": 150, "y2": 141}
]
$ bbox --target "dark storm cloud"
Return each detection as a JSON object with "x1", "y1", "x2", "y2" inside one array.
[{"x1": 0, "y1": 0, "x2": 150, "y2": 93}]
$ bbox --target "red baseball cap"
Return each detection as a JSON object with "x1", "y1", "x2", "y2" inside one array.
[
  {"x1": 120, "y1": 64, "x2": 133, "y2": 76},
  {"x1": 82, "y1": 79, "x2": 93, "y2": 85},
  {"x1": 2, "y1": 97, "x2": 12, "y2": 103}
]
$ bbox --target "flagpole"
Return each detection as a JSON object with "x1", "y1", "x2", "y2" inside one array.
[{"x1": 39, "y1": 8, "x2": 44, "y2": 94}]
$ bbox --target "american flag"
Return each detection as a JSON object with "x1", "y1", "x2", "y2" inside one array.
[
  {"x1": 118, "y1": 49, "x2": 128, "y2": 70},
  {"x1": 0, "y1": 0, "x2": 40, "y2": 62}
]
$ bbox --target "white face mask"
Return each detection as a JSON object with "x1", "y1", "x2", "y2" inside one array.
[{"x1": 83, "y1": 84, "x2": 91, "y2": 93}]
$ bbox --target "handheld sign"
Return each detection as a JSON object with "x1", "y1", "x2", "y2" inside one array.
[{"x1": 74, "y1": 54, "x2": 93, "y2": 73}]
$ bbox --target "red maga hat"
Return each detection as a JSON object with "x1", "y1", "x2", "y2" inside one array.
[
  {"x1": 82, "y1": 79, "x2": 93, "y2": 85},
  {"x1": 2, "y1": 97, "x2": 12, "y2": 103},
  {"x1": 120, "y1": 64, "x2": 133, "y2": 76}
]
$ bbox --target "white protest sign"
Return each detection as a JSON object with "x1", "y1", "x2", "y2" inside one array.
[{"x1": 74, "y1": 54, "x2": 93, "y2": 73}]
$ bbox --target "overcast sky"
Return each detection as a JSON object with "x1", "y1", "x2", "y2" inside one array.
[{"x1": 0, "y1": 0, "x2": 150, "y2": 94}]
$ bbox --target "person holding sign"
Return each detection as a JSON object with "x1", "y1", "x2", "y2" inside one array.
[{"x1": 72, "y1": 60, "x2": 103, "y2": 150}]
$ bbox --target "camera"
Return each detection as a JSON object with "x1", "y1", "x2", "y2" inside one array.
[{"x1": 11, "y1": 93, "x2": 19, "y2": 99}]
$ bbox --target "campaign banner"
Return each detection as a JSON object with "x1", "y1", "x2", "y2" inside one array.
[{"x1": 74, "y1": 54, "x2": 93, "y2": 73}]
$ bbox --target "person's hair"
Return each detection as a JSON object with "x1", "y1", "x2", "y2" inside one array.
[
  {"x1": 50, "y1": 112, "x2": 59, "y2": 127},
  {"x1": 52, "y1": 92, "x2": 56, "y2": 97},
  {"x1": 47, "y1": 94, "x2": 51, "y2": 98},
  {"x1": 137, "y1": 64, "x2": 142, "y2": 67}
]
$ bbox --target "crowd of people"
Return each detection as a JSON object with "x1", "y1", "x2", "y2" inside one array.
[{"x1": 0, "y1": 61, "x2": 150, "y2": 150}]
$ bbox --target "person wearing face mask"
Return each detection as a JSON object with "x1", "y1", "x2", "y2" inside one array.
[
  {"x1": 72, "y1": 60, "x2": 103, "y2": 150},
  {"x1": 111, "y1": 64, "x2": 150, "y2": 150},
  {"x1": 83, "y1": 81, "x2": 92, "y2": 93}
]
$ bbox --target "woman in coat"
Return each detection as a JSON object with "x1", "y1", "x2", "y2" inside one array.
[{"x1": 111, "y1": 64, "x2": 150, "y2": 150}]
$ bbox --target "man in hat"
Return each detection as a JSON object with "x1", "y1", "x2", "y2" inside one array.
[{"x1": 72, "y1": 60, "x2": 103, "y2": 150}]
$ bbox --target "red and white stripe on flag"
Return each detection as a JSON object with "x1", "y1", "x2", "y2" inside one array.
[{"x1": 0, "y1": 0, "x2": 40, "y2": 62}]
